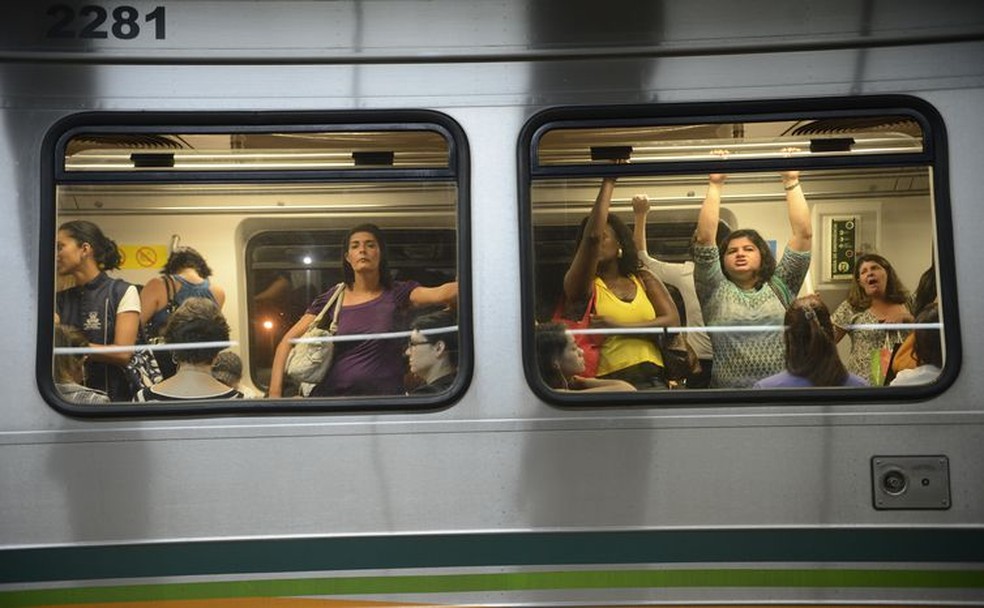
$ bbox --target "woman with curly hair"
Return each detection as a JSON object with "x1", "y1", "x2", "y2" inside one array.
[
  {"x1": 141, "y1": 247, "x2": 225, "y2": 333},
  {"x1": 560, "y1": 173, "x2": 679, "y2": 390},
  {"x1": 831, "y1": 253, "x2": 914, "y2": 385},
  {"x1": 134, "y1": 298, "x2": 241, "y2": 402}
]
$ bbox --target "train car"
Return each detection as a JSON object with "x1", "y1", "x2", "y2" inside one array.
[{"x1": 2, "y1": 1, "x2": 984, "y2": 606}]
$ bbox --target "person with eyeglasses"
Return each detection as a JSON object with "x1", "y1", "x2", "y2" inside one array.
[{"x1": 405, "y1": 309, "x2": 458, "y2": 394}]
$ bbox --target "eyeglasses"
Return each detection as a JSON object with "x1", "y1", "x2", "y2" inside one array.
[{"x1": 406, "y1": 339, "x2": 431, "y2": 349}]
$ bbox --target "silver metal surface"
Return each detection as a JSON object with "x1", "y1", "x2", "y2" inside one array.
[
  {"x1": 2, "y1": 1, "x2": 984, "y2": 604},
  {"x1": 873, "y1": 455, "x2": 952, "y2": 510}
]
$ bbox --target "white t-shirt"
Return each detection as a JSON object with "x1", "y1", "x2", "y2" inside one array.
[
  {"x1": 117, "y1": 285, "x2": 141, "y2": 315},
  {"x1": 638, "y1": 251, "x2": 713, "y2": 360},
  {"x1": 890, "y1": 364, "x2": 942, "y2": 386}
]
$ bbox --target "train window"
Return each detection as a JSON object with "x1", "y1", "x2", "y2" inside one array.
[
  {"x1": 63, "y1": 131, "x2": 450, "y2": 172},
  {"x1": 42, "y1": 113, "x2": 469, "y2": 414},
  {"x1": 521, "y1": 98, "x2": 957, "y2": 404}
]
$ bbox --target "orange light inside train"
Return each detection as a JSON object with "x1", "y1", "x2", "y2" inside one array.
[{"x1": 262, "y1": 320, "x2": 274, "y2": 330}]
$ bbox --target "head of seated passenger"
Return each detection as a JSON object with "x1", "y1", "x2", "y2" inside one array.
[
  {"x1": 535, "y1": 322, "x2": 635, "y2": 392},
  {"x1": 53, "y1": 323, "x2": 109, "y2": 405},
  {"x1": 211, "y1": 350, "x2": 261, "y2": 398},
  {"x1": 164, "y1": 297, "x2": 229, "y2": 366},
  {"x1": 135, "y1": 298, "x2": 241, "y2": 401},
  {"x1": 913, "y1": 306, "x2": 942, "y2": 368},
  {"x1": 755, "y1": 295, "x2": 867, "y2": 388},
  {"x1": 405, "y1": 309, "x2": 458, "y2": 394},
  {"x1": 536, "y1": 321, "x2": 583, "y2": 390},
  {"x1": 211, "y1": 350, "x2": 243, "y2": 388},
  {"x1": 891, "y1": 305, "x2": 942, "y2": 386}
]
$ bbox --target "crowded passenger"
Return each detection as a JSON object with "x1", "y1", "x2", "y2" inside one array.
[
  {"x1": 888, "y1": 265, "x2": 937, "y2": 380},
  {"x1": 141, "y1": 246, "x2": 226, "y2": 377},
  {"x1": 535, "y1": 322, "x2": 636, "y2": 392},
  {"x1": 134, "y1": 298, "x2": 242, "y2": 401},
  {"x1": 268, "y1": 223, "x2": 458, "y2": 398},
  {"x1": 211, "y1": 351, "x2": 261, "y2": 398},
  {"x1": 831, "y1": 253, "x2": 914, "y2": 385},
  {"x1": 754, "y1": 295, "x2": 867, "y2": 388},
  {"x1": 405, "y1": 309, "x2": 458, "y2": 394},
  {"x1": 890, "y1": 305, "x2": 943, "y2": 386},
  {"x1": 560, "y1": 173, "x2": 679, "y2": 390},
  {"x1": 53, "y1": 324, "x2": 111, "y2": 404},
  {"x1": 55, "y1": 220, "x2": 141, "y2": 401},
  {"x1": 632, "y1": 193, "x2": 713, "y2": 387},
  {"x1": 693, "y1": 155, "x2": 813, "y2": 388}
]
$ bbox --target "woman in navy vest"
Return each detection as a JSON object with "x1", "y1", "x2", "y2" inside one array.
[{"x1": 55, "y1": 221, "x2": 141, "y2": 401}]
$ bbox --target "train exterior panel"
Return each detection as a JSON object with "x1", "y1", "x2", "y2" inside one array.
[{"x1": 2, "y1": 1, "x2": 984, "y2": 606}]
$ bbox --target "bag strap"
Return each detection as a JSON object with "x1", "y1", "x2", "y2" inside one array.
[
  {"x1": 767, "y1": 276, "x2": 793, "y2": 310},
  {"x1": 313, "y1": 283, "x2": 346, "y2": 330},
  {"x1": 327, "y1": 282, "x2": 345, "y2": 332},
  {"x1": 164, "y1": 275, "x2": 176, "y2": 310}
]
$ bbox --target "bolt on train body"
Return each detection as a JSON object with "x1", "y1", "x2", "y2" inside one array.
[{"x1": 2, "y1": 1, "x2": 984, "y2": 606}]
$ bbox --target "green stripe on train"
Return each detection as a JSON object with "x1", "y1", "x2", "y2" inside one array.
[
  {"x1": 4, "y1": 529, "x2": 984, "y2": 584},
  {"x1": 2, "y1": 569, "x2": 984, "y2": 607}
]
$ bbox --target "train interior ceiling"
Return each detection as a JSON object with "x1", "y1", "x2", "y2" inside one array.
[{"x1": 54, "y1": 114, "x2": 937, "y2": 392}]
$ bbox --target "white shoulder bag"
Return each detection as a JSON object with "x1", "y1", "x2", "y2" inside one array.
[{"x1": 284, "y1": 283, "x2": 345, "y2": 386}]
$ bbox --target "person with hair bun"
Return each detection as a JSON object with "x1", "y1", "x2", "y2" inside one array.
[
  {"x1": 134, "y1": 298, "x2": 242, "y2": 401},
  {"x1": 55, "y1": 220, "x2": 140, "y2": 401},
  {"x1": 141, "y1": 246, "x2": 226, "y2": 377},
  {"x1": 754, "y1": 295, "x2": 867, "y2": 388}
]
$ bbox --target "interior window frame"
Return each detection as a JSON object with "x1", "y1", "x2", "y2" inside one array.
[
  {"x1": 519, "y1": 95, "x2": 959, "y2": 406},
  {"x1": 39, "y1": 110, "x2": 471, "y2": 417}
]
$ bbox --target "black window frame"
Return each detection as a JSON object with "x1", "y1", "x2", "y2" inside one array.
[
  {"x1": 39, "y1": 110, "x2": 471, "y2": 417},
  {"x1": 519, "y1": 95, "x2": 959, "y2": 406}
]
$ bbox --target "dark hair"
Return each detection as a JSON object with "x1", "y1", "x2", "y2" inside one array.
[
  {"x1": 784, "y1": 295, "x2": 850, "y2": 386},
  {"x1": 846, "y1": 253, "x2": 909, "y2": 309},
  {"x1": 411, "y1": 309, "x2": 459, "y2": 362},
  {"x1": 718, "y1": 228, "x2": 776, "y2": 290},
  {"x1": 53, "y1": 324, "x2": 88, "y2": 383},
  {"x1": 58, "y1": 220, "x2": 122, "y2": 271},
  {"x1": 341, "y1": 223, "x2": 392, "y2": 289},
  {"x1": 913, "y1": 305, "x2": 943, "y2": 368},
  {"x1": 211, "y1": 351, "x2": 243, "y2": 387},
  {"x1": 574, "y1": 214, "x2": 641, "y2": 277},
  {"x1": 163, "y1": 247, "x2": 212, "y2": 278},
  {"x1": 535, "y1": 321, "x2": 570, "y2": 389},
  {"x1": 664, "y1": 282, "x2": 688, "y2": 326},
  {"x1": 912, "y1": 265, "x2": 937, "y2": 316},
  {"x1": 162, "y1": 298, "x2": 230, "y2": 365}
]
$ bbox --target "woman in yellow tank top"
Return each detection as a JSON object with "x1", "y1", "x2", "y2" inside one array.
[{"x1": 561, "y1": 172, "x2": 680, "y2": 389}]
